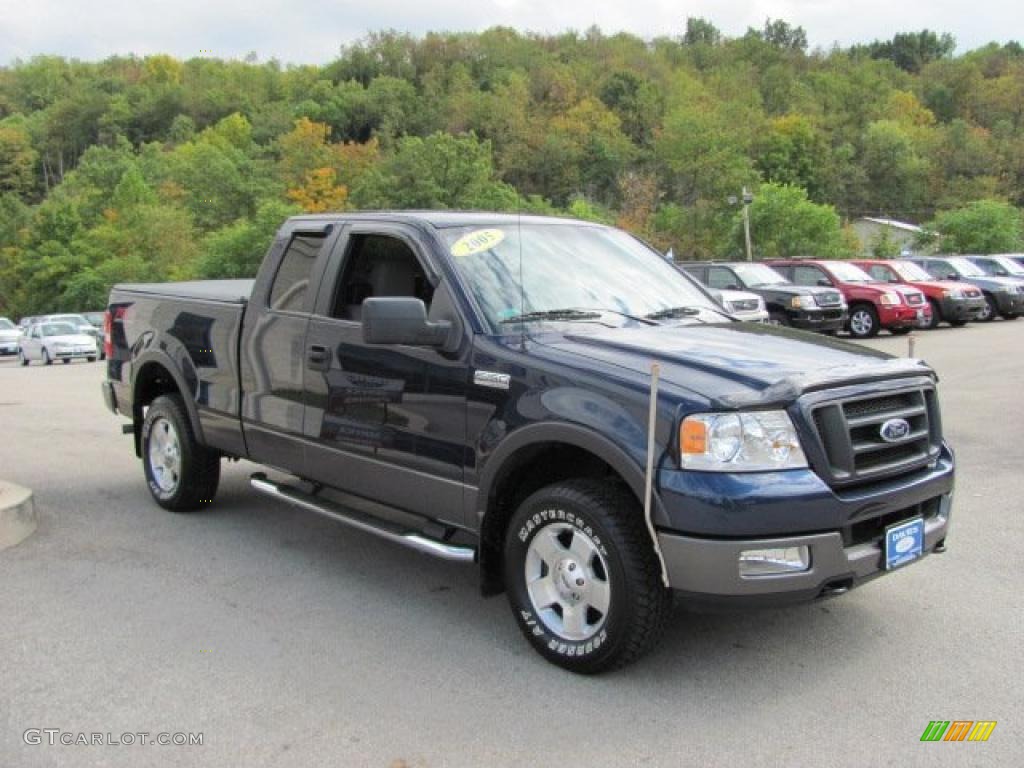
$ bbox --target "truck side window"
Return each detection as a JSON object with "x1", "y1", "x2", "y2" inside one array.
[
  {"x1": 707, "y1": 267, "x2": 738, "y2": 290},
  {"x1": 791, "y1": 266, "x2": 824, "y2": 286},
  {"x1": 268, "y1": 233, "x2": 325, "y2": 312},
  {"x1": 868, "y1": 265, "x2": 890, "y2": 281},
  {"x1": 330, "y1": 234, "x2": 434, "y2": 322}
]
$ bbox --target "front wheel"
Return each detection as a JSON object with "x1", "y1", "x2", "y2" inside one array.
[
  {"x1": 503, "y1": 479, "x2": 672, "y2": 674},
  {"x1": 141, "y1": 394, "x2": 221, "y2": 512},
  {"x1": 767, "y1": 311, "x2": 790, "y2": 327},
  {"x1": 977, "y1": 294, "x2": 997, "y2": 322},
  {"x1": 42, "y1": 348, "x2": 52, "y2": 365},
  {"x1": 926, "y1": 299, "x2": 942, "y2": 330},
  {"x1": 848, "y1": 305, "x2": 880, "y2": 339},
  {"x1": 1001, "y1": 312, "x2": 1019, "y2": 320},
  {"x1": 18, "y1": 349, "x2": 29, "y2": 366}
]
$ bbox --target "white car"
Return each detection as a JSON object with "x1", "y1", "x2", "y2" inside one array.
[
  {"x1": 0, "y1": 317, "x2": 21, "y2": 356},
  {"x1": 41, "y1": 313, "x2": 106, "y2": 359},
  {"x1": 714, "y1": 288, "x2": 770, "y2": 323},
  {"x1": 18, "y1": 321, "x2": 98, "y2": 365}
]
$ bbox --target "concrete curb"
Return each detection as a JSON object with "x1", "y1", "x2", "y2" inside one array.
[{"x1": 0, "y1": 481, "x2": 37, "y2": 550}]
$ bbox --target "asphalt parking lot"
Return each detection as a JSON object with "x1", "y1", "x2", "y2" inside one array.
[{"x1": 0, "y1": 322, "x2": 1020, "y2": 767}]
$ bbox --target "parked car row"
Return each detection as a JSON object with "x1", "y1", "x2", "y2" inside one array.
[
  {"x1": 0, "y1": 312, "x2": 105, "y2": 364},
  {"x1": 677, "y1": 255, "x2": 1024, "y2": 339}
]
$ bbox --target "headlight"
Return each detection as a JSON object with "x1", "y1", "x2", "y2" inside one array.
[
  {"x1": 878, "y1": 292, "x2": 901, "y2": 305},
  {"x1": 680, "y1": 411, "x2": 807, "y2": 471},
  {"x1": 790, "y1": 295, "x2": 816, "y2": 309},
  {"x1": 942, "y1": 288, "x2": 963, "y2": 298}
]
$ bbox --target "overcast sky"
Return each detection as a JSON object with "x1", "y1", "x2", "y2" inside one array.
[{"x1": 1, "y1": 0, "x2": 1020, "y2": 65}]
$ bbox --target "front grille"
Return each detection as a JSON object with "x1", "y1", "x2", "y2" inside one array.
[
  {"x1": 817, "y1": 292, "x2": 842, "y2": 306},
  {"x1": 808, "y1": 386, "x2": 941, "y2": 488},
  {"x1": 905, "y1": 292, "x2": 924, "y2": 306}
]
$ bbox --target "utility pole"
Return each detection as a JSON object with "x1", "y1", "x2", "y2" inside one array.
[{"x1": 742, "y1": 187, "x2": 754, "y2": 262}]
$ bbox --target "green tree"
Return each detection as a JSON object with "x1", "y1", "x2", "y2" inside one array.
[
  {"x1": 925, "y1": 200, "x2": 1023, "y2": 253},
  {"x1": 0, "y1": 122, "x2": 38, "y2": 196},
  {"x1": 743, "y1": 183, "x2": 853, "y2": 258},
  {"x1": 352, "y1": 132, "x2": 518, "y2": 210}
]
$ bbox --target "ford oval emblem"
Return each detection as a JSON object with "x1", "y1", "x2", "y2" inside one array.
[
  {"x1": 879, "y1": 418, "x2": 911, "y2": 443},
  {"x1": 895, "y1": 535, "x2": 916, "y2": 554}
]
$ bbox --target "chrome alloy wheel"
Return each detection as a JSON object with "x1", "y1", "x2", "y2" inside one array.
[
  {"x1": 524, "y1": 522, "x2": 611, "y2": 642},
  {"x1": 850, "y1": 309, "x2": 873, "y2": 337},
  {"x1": 148, "y1": 416, "x2": 182, "y2": 494}
]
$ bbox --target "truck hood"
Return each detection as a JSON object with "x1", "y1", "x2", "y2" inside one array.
[
  {"x1": 539, "y1": 322, "x2": 932, "y2": 408},
  {"x1": 0, "y1": 328, "x2": 21, "y2": 342}
]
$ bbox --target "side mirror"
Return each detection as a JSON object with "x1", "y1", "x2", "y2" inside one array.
[
  {"x1": 817, "y1": 278, "x2": 832, "y2": 287},
  {"x1": 946, "y1": 273, "x2": 958, "y2": 281},
  {"x1": 726, "y1": 283, "x2": 740, "y2": 291},
  {"x1": 362, "y1": 297, "x2": 451, "y2": 347},
  {"x1": 889, "y1": 277, "x2": 901, "y2": 284},
  {"x1": 995, "y1": 269, "x2": 1008, "y2": 276}
]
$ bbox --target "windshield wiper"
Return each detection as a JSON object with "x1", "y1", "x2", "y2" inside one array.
[
  {"x1": 645, "y1": 305, "x2": 704, "y2": 320},
  {"x1": 501, "y1": 308, "x2": 603, "y2": 324}
]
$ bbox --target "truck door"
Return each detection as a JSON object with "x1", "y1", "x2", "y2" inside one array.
[
  {"x1": 301, "y1": 224, "x2": 469, "y2": 528},
  {"x1": 239, "y1": 223, "x2": 340, "y2": 469}
]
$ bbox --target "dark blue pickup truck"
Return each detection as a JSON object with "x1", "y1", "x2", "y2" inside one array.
[{"x1": 102, "y1": 212, "x2": 954, "y2": 673}]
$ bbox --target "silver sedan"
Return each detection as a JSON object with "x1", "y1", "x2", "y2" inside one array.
[{"x1": 18, "y1": 321, "x2": 98, "y2": 365}]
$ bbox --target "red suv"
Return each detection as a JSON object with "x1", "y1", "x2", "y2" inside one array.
[
  {"x1": 768, "y1": 260, "x2": 928, "y2": 338},
  {"x1": 854, "y1": 259, "x2": 986, "y2": 329}
]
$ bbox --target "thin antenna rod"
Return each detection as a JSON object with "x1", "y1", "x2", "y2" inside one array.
[{"x1": 517, "y1": 193, "x2": 525, "y2": 351}]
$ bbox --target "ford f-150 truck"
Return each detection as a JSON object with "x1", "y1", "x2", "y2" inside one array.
[{"x1": 102, "y1": 212, "x2": 954, "y2": 673}]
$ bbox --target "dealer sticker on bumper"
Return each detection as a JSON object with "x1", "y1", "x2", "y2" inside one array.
[{"x1": 885, "y1": 517, "x2": 924, "y2": 570}]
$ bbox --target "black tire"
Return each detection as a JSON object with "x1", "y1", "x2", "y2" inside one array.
[
  {"x1": 18, "y1": 349, "x2": 29, "y2": 366},
  {"x1": 890, "y1": 327, "x2": 912, "y2": 336},
  {"x1": 978, "y1": 294, "x2": 997, "y2": 322},
  {"x1": 42, "y1": 348, "x2": 52, "y2": 365},
  {"x1": 503, "y1": 478, "x2": 672, "y2": 674},
  {"x1": 141, "y1": 394, "x2": 221, "y2": 512},
  {"x1": 926, "y1": 299, "x2": 942, "y2": 330},
  {"x1": 950, "y1": 318, "x2": 968, "y2": 327},
  {"x1": 848, "y1": 304, "x2": 880, "y2": 339},
  {"x1": 1001, "y1": 312, "x2": 1019, "y2": 320},
  {"x1": 87, "y1": 356, "x2": 97, "y2": 362},
  {"x1": 62, "y1": 358, "x2": 70, "y2": 364},
  {"x1": 768, "y1": 310, "x2": 791, "y2": 327}
]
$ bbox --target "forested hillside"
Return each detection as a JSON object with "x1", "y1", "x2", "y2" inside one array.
[{"x1": 1, "y1": 20, "x2": 1023, "y2": 315}]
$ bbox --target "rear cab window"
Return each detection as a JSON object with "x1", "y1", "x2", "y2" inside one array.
[{"x1": 268, "y1": 233, "x2": 328, "y2": 313}]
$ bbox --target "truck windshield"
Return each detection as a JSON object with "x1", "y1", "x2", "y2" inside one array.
[
  {"x1": 946, "y1": 257, "x2": 986, "y2": 277},
  {"x1": 441, "y1": 223, "x2": 718, "y2": 330},
  {"x1": 731, "y1": 263, "x2": 789, "y2": 287},
  {"x1": 991, "y1": 256, "x2": 1024, "y2": 276},
  {"x1": 0, "y1": 318, "x2": 14, "y2": 330},
  {"x1": 826, "y1": 262, "x2": 875, "y2": 283},
  {"x1": 891, "y1": 261, "x2": 932, "y2": 281}
]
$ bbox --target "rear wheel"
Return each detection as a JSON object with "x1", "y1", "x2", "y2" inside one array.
[
  {"x1": 141, "y1": 394, "x2": 220, "y2": 512},
  {"x1": 977, "y1": 294, "x2": 997, "y2": 322},
  {"x1": 848, "y1": 305, "x2": 880, "y2": 339},
  {"x1": 926, "y1": 299, "x2": 942, "y2": 330},
  {"x1": 503, "y1": 479, "x2": 671, "y2": 674}
]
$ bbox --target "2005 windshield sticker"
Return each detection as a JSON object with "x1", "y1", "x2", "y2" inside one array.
[{"x1": 450, "y1": 228, "x2": 505, "y2": 257}]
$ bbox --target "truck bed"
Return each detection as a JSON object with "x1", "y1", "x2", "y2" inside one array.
[{"x1": 113, "y1": 279, "x2": 254, "y2": 304}]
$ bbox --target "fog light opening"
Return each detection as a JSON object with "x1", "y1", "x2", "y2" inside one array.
[{"x1": 739, "y1": 546, "x2": 811, "y2": 578}]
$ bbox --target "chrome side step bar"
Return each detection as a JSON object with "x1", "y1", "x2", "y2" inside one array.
[{"x1": 250, "y1": 473, "x2": 475, "y2": 563}]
